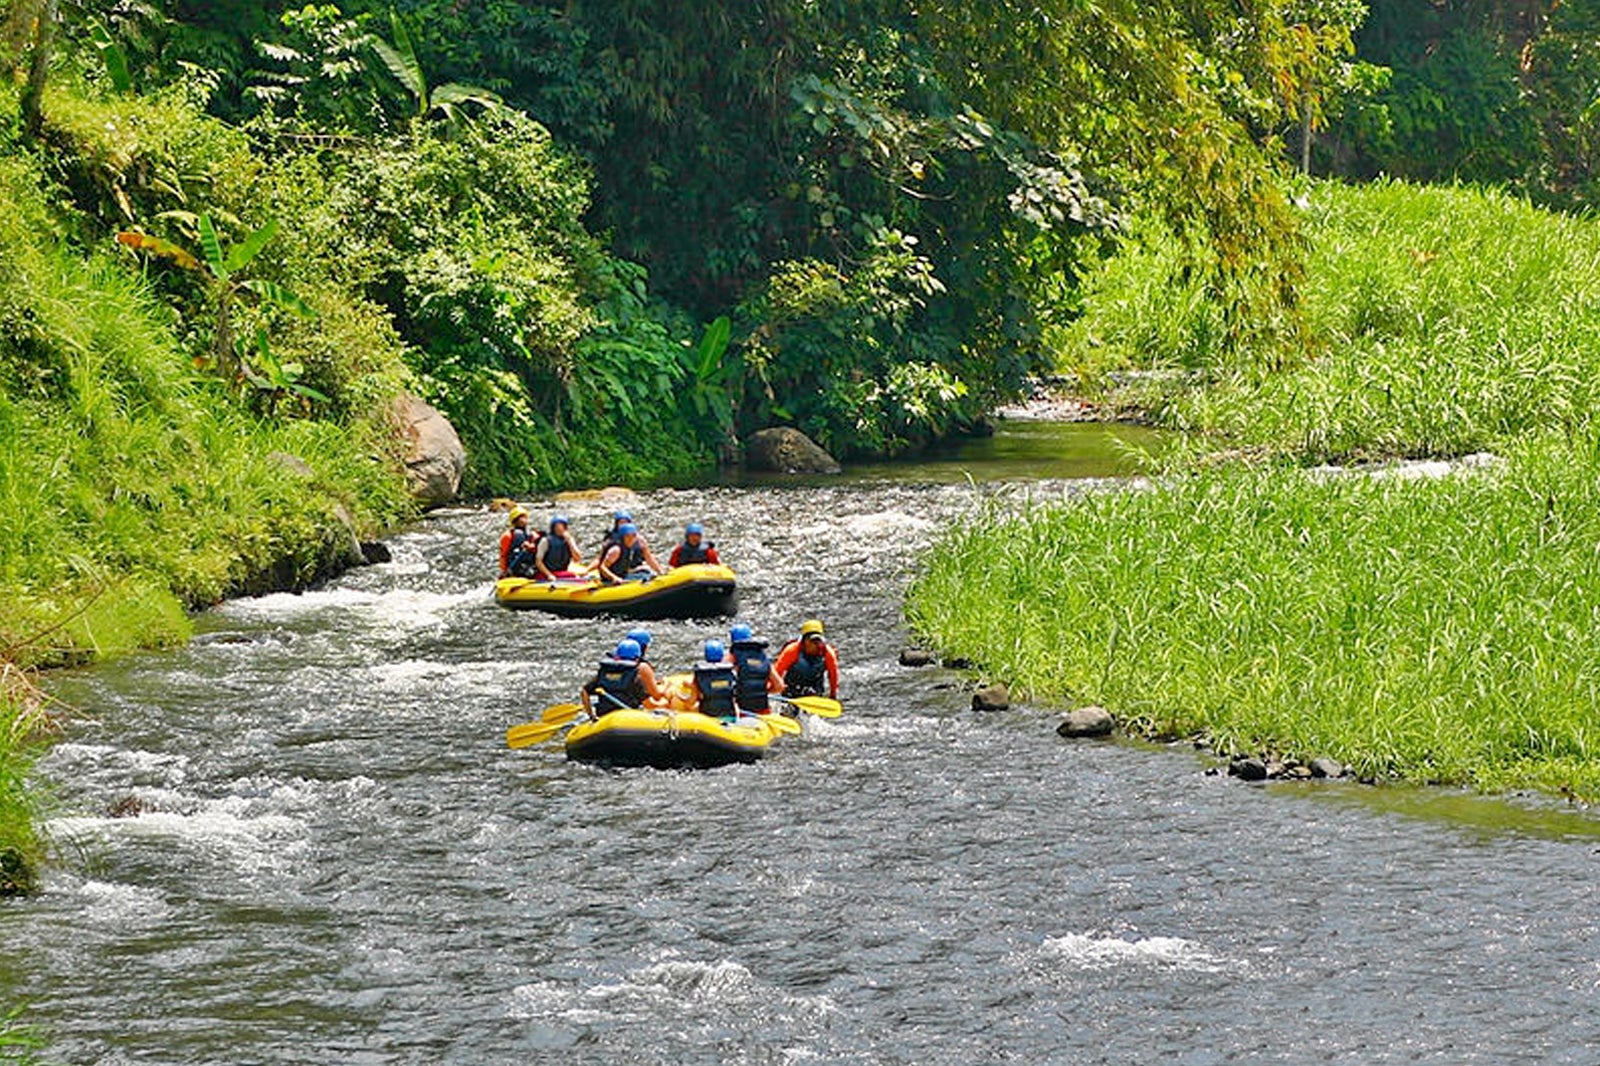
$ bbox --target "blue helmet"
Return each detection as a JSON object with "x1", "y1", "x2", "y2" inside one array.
[
  {"x1": 703, "y1": 639, "x2": 726, "y2": 663},
  {"x1": 729, "y1": 623, "x2": 753, "y2": 643},
  {"x1": 613, "y1": 509, "x2": 633, "y2": 523},
  {"x1": 685, "y1": 522, "x2": 705, "y2": 537},
  {"x1": 617, "y1": 522, "x2": 638, "y2": 538},
  {"x1": 626, "y1": 628, "x2": 652, "y2": 650},
  {"x1": 614, "y1": 638, "x2": 642, "y2": 662},
  {"x1": 550, "y1": 513, "x2": 570, "y2": 529}
]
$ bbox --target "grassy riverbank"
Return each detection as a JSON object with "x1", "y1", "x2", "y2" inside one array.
[
  {"x1": 913, "y1": 181, "x2": 1600, "y2": 798},
  {"x1": 910, "y1": 440, "x2": 1600, "y2": 796},
  {"x1": 1063, "y1": 180, "x2": 1600, "y2": 461}
]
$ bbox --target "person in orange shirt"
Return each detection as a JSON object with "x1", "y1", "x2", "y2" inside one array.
[
  {"x1": 774, "y1": 619, "x2": 839, "y2": 700},
  {"x1": 497, "y1": 507, "x2": 533, "y2": 577}
]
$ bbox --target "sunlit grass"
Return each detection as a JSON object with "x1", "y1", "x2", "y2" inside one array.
[{"x1": 909, "y1": 438, "x2": 1600, "y2": 797}]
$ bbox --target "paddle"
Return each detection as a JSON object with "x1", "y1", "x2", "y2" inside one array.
[
  {"x1": 505, "y1": 716, "x2": 576, "y2": 748},
  {"x1": 737, "y1": 707, "x2": 801, "y2": 736},
  {"x1": 772, "y1": 694, "x2": 842, "y2": 719}
]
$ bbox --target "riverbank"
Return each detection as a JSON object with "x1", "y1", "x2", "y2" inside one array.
[{"x1": 911, "y1": 180, "x2": 1600, "y2": 800}]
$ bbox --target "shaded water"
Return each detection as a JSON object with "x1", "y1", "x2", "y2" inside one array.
[{"x1": 5, "y1": 427, "x2": 1600, "y2": 1064}]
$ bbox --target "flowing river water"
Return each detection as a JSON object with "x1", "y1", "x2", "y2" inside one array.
[{"x1": 6, "y1": 422, "x2": 1600, "y2": 1064}]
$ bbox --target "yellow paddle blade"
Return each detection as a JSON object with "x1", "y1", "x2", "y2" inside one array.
[
  {"x1": 506, "y1": 717, "x2": 576, "y2": 749},
  {"x1": 752, "y1": 713, "x2": 801, "y2": 736},
  {"x1": 782, "y1": 695, "x2": 842, "y2": 718},
  {"x1": 541, "y1": 702, "x2": 583, "y2": 725}
]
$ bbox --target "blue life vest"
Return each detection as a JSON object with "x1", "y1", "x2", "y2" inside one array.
[
  {"x1": 540, "y1": 532, "x2": 573, "y2": 572},
  {"x1": 781, "y1": 639, "x2": 828, "y2": 697},
  {"x1": 693, "y1": 661, "x2": 737, "y2": 718},
  {"x1": 507, "y1": 529, "x2": 540, "y2": 577},
  {"x1": 608, "y1": 540, "x2": 645, "y2": 578},
  {"x1": 730, "y1": 638, "x2": 772, "y2": 712},
  {"x1": 677, "y1": 538, "x2": 714, "y2": 565},
  {"x1": 589, "y1": 657, "x2": 643, "y2": 711}
]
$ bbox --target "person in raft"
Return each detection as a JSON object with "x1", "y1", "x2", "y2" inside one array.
[
  {"x1": 581, "y1": 637, "x2": 664, "y2": 717},
  {"x1": 533, "y1": 514, "x2": 584, "y2": 580},
  {"x1": 597, "y1": 523, "x2": 664, "y2": 584},
  {"x1": 775, "y1": 619, "x2": 840, "y2": 700},
  {"x1": 597, "y1": 509, "x2": 635, "y2": 558},
  {"x1": 626, "y1": 628, "x2": 653, "y2": 662},
  {"x1": 727, "y1": 623, "x2": 782, "y2": 714},
  {"x1": 498, "y1": 506, "x2": 537, "y2": 578},
  {"x1": 691, "y1": 639, "x2": 738, "y2": 719},
  {"x1": 668, "y1": 522, "x2": 721, "y2": 568}
]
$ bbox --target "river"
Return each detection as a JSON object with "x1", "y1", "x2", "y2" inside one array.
[{"x1": 5, "y1": 422, "x2": 1600, "y2": 1064}]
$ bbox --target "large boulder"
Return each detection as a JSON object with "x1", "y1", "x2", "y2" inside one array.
[
  {"x1": 745, "y1": 427, "x2": 841, "y2": 475},
  {"x1": 393, "y1": 394, "x2": 465, "y2": 508}
]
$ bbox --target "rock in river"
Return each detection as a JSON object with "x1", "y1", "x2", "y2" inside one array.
[
  {"x1": 1310, "y1": 756, "x2": 1346, "y2": 779},
  {"x1": 971, "y1": 683, "x2": 1010, "y2": 712},
  {"x1": 899, "y1": 647, "x2": 936, "y2": 667},
  {"x1": 1056, "y1": 706, "x2": 1114, "y2": 738},
  {"x1": 1229, "y1": 756, "x2": 1269, "y2": 782},
  {"x1": 393, "y1": 393, "x2": 466, "y2": 508},
  {"x1": 744, "y1": 427, "x2": 842, "y2": 474}
]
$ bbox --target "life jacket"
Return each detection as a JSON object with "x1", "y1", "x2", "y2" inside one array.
[
  {"x1": 609, "y1": 539, "x2": 645, "y2": 576},
  {"x1": 730, "y1": 638, "x2": 771, "y2": 712},
  {"x1": 676, "y1": 538, "x2": 714, "y2": 566},
  {"x1": 589, "y1": 657, "x2": 644, "y2": 712},
  {"x1": 780, "y1": 639, "x2": 828, "y2": 697},
  {"x1": 541, "y1": 531, "x2": 573, "y2": 573},
  {"x1": 693, "y1": 661, "x2": 737, "y2": 718},
  {"x1": 507, "y1": 529, "x2": 541, "y2": 577}
]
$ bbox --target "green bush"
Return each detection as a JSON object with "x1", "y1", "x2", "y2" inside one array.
[{"x1": 1062, "y1": 180, "x2": 1600, "y2": 461}]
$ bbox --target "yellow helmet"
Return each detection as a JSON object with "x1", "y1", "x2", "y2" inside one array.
[
  {"x1": 508, "y1": 506, "x2": 529, "y2": 525},
  {"x1": 800, "y1": 619, "x2": 825, "y2": 637}
]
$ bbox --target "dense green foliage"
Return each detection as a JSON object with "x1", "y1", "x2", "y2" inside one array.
[
  {"x1": 1061, "y1": 180, "x2": 1600, "y2": 460},
  {"x1": 910, "y1": 440, "x2": 1600, "y2": 797}
]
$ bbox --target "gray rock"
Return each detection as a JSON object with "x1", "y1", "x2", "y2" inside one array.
[
  {"x1": 744, "y1": 427, "x2": 842, "y2": 474},
  {"x1": 1056, "y1": 705, "x2": 1114, "y2": 738},
  {"x1": 1229, "y1": 756, "x2": 1269, "y2": 782},
  {"x1": 393, "y1": 393, "x2": 466, "y2": 507},
  {"x1": 971, "y1": 683, "x2": 1010, "y2": 711},
  {"x1": 1286, "y1": 765, "x2": 1314, "y2": 779},
  {"x1": 1310, "y1": 756, "x2": 1345, "y2": 779},
  {"x1": 899, "y1": 647, "x2": 936, "y2": 667},
  {"x1": 360, "y1": 541, "x2": 393, "y2": 565}
]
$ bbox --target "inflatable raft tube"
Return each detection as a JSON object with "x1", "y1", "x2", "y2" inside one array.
[
  {"x1": 565, "y1": 708, "x2": 778, "y2": 769},
  {"x1": 493, "y1": 563, "x2": 738, "y2": 620}
]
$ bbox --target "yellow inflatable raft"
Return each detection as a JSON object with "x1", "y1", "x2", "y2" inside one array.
[
  {"x1": 493, "y1": 563, "x2": 738, "y2": 620},
  {"x1": 565, "y1": 708, "x2": 780, "y2": 768}
]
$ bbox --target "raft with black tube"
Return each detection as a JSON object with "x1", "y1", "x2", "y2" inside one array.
[
  {"x1": 493, "y1": 563, "x2": 738, "y2": 619},
  {"x1": 564, "y1": 708, "x2": 780, "y2": 768}
]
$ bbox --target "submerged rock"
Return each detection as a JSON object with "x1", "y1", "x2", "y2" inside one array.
[
  {"x1": 745, "y1": 427, "x2": 841, "y2": 475},
  {"x1": 107, "y1": 795, "x2": 144, "y2": 818},
  {"x1": 393, "y1": 393, "x2": 466, "y2": 508},
  {"x1": 899, "y1": 647, "x2": 936, "y2": 667},
  {"x1": 1057, "y1": 706, "x2": 1115, "y2": 738},
  {"x1": 1229, "y1": 756, "x2": 1269, "y2": 782},
  {"x1": 1310, "y1": 756, "x2": 1346, "y2": 779},
  {"x1": 971, "y1": 683, "x2": 1010, "y2": 711}
]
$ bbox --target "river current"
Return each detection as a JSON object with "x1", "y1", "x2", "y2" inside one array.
[{"x1": 5, "y1": 425, "x2": 1600, "y2": 1064}]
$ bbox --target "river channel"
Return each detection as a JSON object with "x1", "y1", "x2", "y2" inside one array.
[{"x1": 5, "y1": 422, "x2": 1600, "y2": 1064}]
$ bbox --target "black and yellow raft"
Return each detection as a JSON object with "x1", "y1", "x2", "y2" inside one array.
[
  {"x1": 565, "y1": 708, "x2": 782, "y2": 769},
  {"x1": 493, "y1": 563, "x2": 738, "y2": 620}
]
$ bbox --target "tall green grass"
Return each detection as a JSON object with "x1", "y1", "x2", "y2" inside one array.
[
  {"x1": 909, "y1": 438, "x2": 1600, "y2": 796},
  {"x1": 1061, "y1": 180, "x2": 1600, "y2": 461}
]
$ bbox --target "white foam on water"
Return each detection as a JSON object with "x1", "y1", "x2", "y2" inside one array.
[
  {"x1": 70, "y1": 879, "x2": 173, "y2": 925},
  {"x1": 217, "y1": 585, "x2": 485, "y2": 628},
  {"x1": 49, "y1": 791, "x2": 308, "y2": 875},
  {"x1": 803, "y1": 714, "x2": 938, "y2": 740},
  {"x1": 508, "y1": 957, "x2": 836, "y2": 1025},
  {"x1": 1037, "y1": 932, "x2": 1235, "y2": 974}
]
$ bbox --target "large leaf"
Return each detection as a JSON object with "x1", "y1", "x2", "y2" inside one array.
[
  {"x1": 197, "y1": 214, "x2": 227, "y2": 279},
  {"x1": 368, "y1": 12, "x2": 426, "y2": 110},
  {"x1": 115, "y1": 231, "x2": 200, "y2": 272},
  {"x1": 224, "y1": 219, "x2": 279, "y2": 275},
  {"x1": 432, "y1": 82, "x2": 502, "y2": 111},
  {"x1": 89, "y1": 22, "x2": 132, "y2": 94},
  {"x1": 240, "y1": 279, "x2": 316, "y2": 318},
  {"x1": 694, "y1": 315, "x2": 732, "y2": 382}
]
